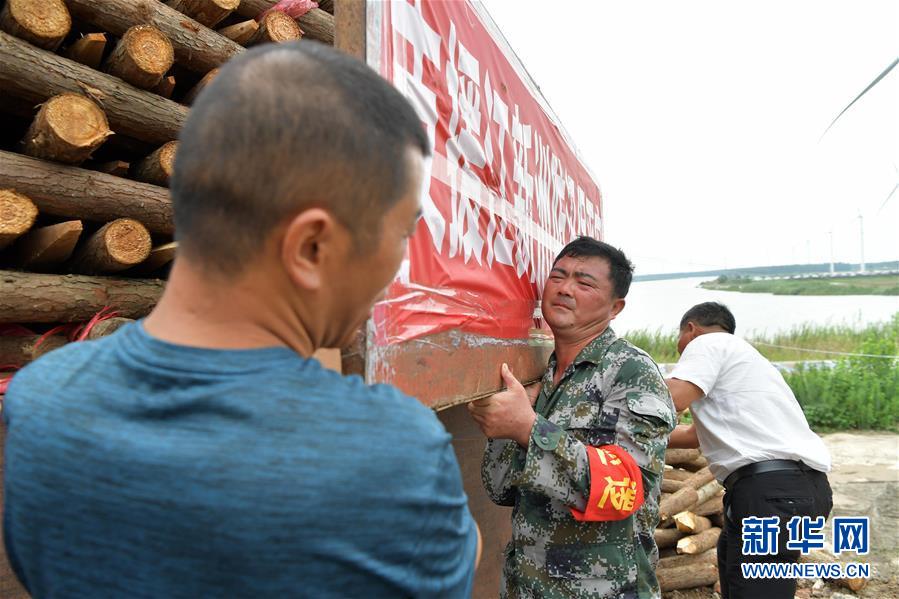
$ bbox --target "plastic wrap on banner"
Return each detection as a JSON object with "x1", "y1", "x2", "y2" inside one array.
[{"x1": 372, "y1": 281, "x2": 539, "y2": 346}]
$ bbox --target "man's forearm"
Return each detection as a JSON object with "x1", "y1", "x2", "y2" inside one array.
[{"x1": 667, "y1": 424, "x2": 699, "y2": 449}]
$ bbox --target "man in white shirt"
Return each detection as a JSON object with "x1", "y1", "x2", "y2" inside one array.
[{"x1": 666, "y1": 302, "x2": 832, "y2": 599}]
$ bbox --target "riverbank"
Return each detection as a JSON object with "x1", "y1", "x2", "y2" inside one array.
[
  {"x1": 699, "y1": 274, "x2": 899, "y2": 296},
  {"x1": 624, "y1": 316, "x2": 899, "y2": 364}
]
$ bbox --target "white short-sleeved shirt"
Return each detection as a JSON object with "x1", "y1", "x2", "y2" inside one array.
[{"x1": 670, "y1": 332, "x2": 831, "y2": 481}]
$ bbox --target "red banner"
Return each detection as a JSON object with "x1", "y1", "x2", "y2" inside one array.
[{"x1": 372, "y1": 0, "x2": 603, "y2": 344}]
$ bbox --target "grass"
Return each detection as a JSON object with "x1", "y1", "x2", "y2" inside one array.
[
  {"x1": 699, "y1": 274, "x2": 899, "y2": 296},
  {"x1": 624, "y1": 319, "x2": 897, "y2": 364},
  {"x1": 624, "y1": 314, "x2": 899, "y2": 431}
]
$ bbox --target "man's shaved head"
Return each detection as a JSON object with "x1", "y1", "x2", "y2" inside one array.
[{"x1": 171, "y1": 42, "x2": 430, "y2": 273}]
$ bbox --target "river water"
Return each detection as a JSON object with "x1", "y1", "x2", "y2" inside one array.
[{"x1": 613, "y1": 277, "x2": 899, "y2": 336}]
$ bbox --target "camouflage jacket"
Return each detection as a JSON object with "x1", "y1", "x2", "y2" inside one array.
[{"x1": 482, "y1": 327, "x2": 676, "y2": 599}]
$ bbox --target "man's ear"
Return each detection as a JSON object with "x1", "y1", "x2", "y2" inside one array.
[
  {"x1": 610, "y1": 297, "x2": 626, "y2": 319},
  {"x1": 281, "y1": 208, "x2": 339, "y2": 291}
]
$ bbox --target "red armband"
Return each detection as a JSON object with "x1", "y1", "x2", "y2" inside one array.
[{"x1": 570, "y1": 445, "x2": 644, "y2": 522}]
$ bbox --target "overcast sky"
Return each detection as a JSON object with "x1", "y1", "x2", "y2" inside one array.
[{"x1": 480, "y1": 0, "x2": 898, "y2": 275}]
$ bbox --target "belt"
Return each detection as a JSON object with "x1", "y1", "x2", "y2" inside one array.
[{"x1": 724, "y1": 459, "x2": 814, "y2": 491}]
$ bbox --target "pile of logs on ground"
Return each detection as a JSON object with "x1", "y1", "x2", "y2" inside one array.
[
  {"x1": 655, "y1": 448, "x2": 868, "y2": 595},
  {"x1": 655, "y1": 448, "x2": 725, "y2": 593},
  {"x1": 0, "y1": 0, "x2": 336, "y2": 387}
]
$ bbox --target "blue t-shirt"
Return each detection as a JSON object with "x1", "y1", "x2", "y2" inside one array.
[{"x1": 3, "y1": 322, "x2": 477, "y2": 598}]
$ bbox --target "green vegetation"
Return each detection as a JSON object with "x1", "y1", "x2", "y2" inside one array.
[
  {"x1": 785, "y1": 317, "x2": 899, "y2": 431},
  {"x1": 699, "y1": 274, "x2": 899, "y2": 296},
  {"x1": 624, "y1": 314, "x2": 899, "y2": 431}
]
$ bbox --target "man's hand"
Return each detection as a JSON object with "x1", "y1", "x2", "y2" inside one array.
[
  {"x1": 668, "y1": 423, "x2": 700, "y2": 449},
  {"x1": 468, "y1": 363, "x2": 538, "y2": 448}
]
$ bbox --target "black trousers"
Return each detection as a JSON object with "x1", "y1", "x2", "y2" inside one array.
[{"x1": 719, "y1": 468, "x2": 832, "y2": 599}]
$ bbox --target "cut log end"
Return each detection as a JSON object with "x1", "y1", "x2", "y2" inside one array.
[
  {"x1": 133, "y1": 241, "x2": 177, "y2": 274},
  {"x1": 105, "y1": 25, "x2": 175, "y2": 90},
  {"x1": 71, "y1": 218, "x2": 152, "y2": 274},
  {"x1": 676, "y1": 527, "x2": 722, "y2": 555},
  {"x1": 65, "y1": 33, "x2": 107, "y2": 69},
  {"x1": 674, "y1": 511, "x2": 713, "y2": 534},
  {"x1": 218, "y1": 19, "x2": 260, "y2": 45},
  {"x1": 249, "y1": 10, "x2": 303, "y2": 45},
  {"x1": 154, "y1": 75, "x2": 177, "y2": 100},
  {"x1": 0, "y1": 0, "x2": 71, "y2": 50},
  {"x1": 131, "y1": 142, "x2": 178, "y2": 187},
  {"x1": 13, "y1": 220, "x2": 83, "y2": 269},
  {"x1": 0, "y1": 189, "x2": 39, "y2": 249},
  {"x1": 103, "y1": 219, "x2": 153, "y2": 266},
  {"x1": 22, "y1": 94, "x2": 111, "y2": 165}
]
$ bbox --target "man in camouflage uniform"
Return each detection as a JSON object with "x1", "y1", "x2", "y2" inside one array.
[{"x1": 469, "y1": 237, "x2": 676, "y2": 598}]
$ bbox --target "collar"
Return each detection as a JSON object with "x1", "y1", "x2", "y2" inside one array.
[{"x1": 547, "y1": 326, "x2": 619, "y2": 371}]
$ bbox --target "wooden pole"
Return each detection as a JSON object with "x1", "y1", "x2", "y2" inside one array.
[
  {"x1": 0, "y1": 335, "x2": 68, "y2": 366},
  {"x1": 86, "y1": 317, "x2": 134, "y2": 340},
  {"x1": 131, "y1": 241, "x2": 177, "y2": 274},
  {"x1": 665, "y1": 449, "x2": 701, "y2": 465},
  {"x1": 21, "y1": 94, "x2": 112, "y2": 165},
  {"x1": 65, "y1": 33, "x2": 107, "y2": 69},
  {"x1": 104, "y1": 25, "x2": 175, "y2": 90},
  {"x1": 661, "y1": 478, "x2": 685, "y2": 493},
  {"x1": 682, "y1": 456, "x2": 709, "y2": 471},
  {"x1": 131, "y1": 142, "x2": 177, "y2": 187},
  {"x1": 0, "y1": 150, "x2": 173, "y2": 234},
  {"x1": 0, "y1": 31, "x2": 188, "y2": 146},
  {"x1": 69, "y1": 218, "x2": 152, "y2": 274},
  {"x1": 247, "y1": 10, "x2": 302, "y2": 45},
  {"x1": 167, "y1": 0, "x2": 240, "y2": 28},
  {"x1": 12, "y1": 220, "x2": 83, "y2": 270},
  {"x1": 664, "y1": 468, "x2": 692, "y2": 482},
  {"x1": 218, "y1": 19, "x2": 259, "y2": 45},
  {"x1": 658, "y1": 548, "x2": 717, "y2": 570},
  {"x1": 92, "y1": 160, "x2": 131, "y2": 177},
  {"x1": 0, "y1": 270, "x2": 165, "y2": 323},
  {"x1": 153, "y1": 75, "x2": 177, "y2": 100},
  {"x1": 693, "y1": 494, "x2": 724, "y2": 517},
  {"x1": 674, "y1": 511, "x2": 713, "y2": 534},
  {"x1": 0, "y1": 189, "x2": 39, "y2": 250},
  {"x1": 64, "y1": 0, "x2": 243, "y2": 74},
  {"x1": 660, "y1": 479, "x2": 721, "y2": 521},
  {"x1": 182, "y1": 69, "x2": 219, "y2": 105},
  {"x1": 657, "y1": 562, "x2": 718, "y2": 592},
  {"x1": 654, "y1": 527, "x2": 686, "y2": 550},
  {"x1": 683, "y1": 466, "x2": 715, "y2": 489},
  {"x1": 295, "y1": 8, "x2": 333, "y2": 44},
  {"x1": 0, "y1": 0, "x2": 71, "y2": 51},
  {"x1": 235, "y1": 0, "x2": 274, "y2": 17},
  {"x1": 676, "y1": 527, "x2": 721, "y2": 555},
  {"x1": 799, "y1": 550, "x2": 868, "y2": 592}
]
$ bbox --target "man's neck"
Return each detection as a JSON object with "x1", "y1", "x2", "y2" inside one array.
[
  {"x1": 552, "y1": 325, "x2": 609, "y2": 384},
  {"x1": 143, "y1": 260, "x2": 315, "y2": 357}
]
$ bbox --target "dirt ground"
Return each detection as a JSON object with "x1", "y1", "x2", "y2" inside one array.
[{"x1": 663, "y1": 431, "x2": 899, "y2": 599}]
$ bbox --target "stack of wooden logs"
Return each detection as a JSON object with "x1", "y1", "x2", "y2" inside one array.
[
  {"x1": 655, "y1": 448, "x2": 725, "y2": 592},
  {"x1": 655, "y1": 448, "x2": 868, "y2": 594},
  {"x1": 0, "y1": 0, "x2": 336, "y2": 378}
]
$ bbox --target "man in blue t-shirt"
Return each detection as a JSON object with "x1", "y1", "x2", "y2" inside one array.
[{"x1": 3, "y1": 42, "x2": 479, "y2": 598}]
